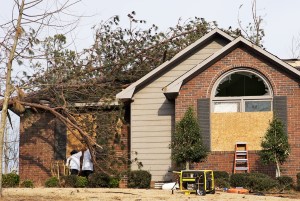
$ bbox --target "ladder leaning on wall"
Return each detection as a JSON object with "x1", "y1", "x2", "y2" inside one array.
[{"x1": 233, "y1": 142, "x2": 250, "y2": 173}]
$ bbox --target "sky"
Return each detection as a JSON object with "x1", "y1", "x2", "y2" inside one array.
[
  {"x1": 1, "y1": 0, "x2": 300, "y2": 60},
  {"x1": 65, "y1": 0, "x2": 300, "y2": 59}
]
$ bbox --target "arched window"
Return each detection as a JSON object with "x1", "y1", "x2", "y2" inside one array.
[{"x1": 212, "y1": 69, "x2": 273, "y2": 113}]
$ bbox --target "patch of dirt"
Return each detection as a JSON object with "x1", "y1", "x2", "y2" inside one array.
[{"x1": 1, "y1": 188, "x2": 300, "y2": 201}]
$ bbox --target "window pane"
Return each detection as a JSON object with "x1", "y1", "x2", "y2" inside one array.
[
  {"x1": 215, "y1": 72, "x2": 270, "y2": 97},
  {"x1": 214, "y1": 102, "x2": 240, "y2": 113},
  {"x1": 245, "y1": 101, "x2": 271, "y2": 112}
]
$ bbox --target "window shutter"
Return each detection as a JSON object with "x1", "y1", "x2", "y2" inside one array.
[
  {"x1": 273, "y1": 96, "x2": 288, "y2": 134},
  {"x1": 54, "y1": 119, "x2": 67, "y2": 160},
  {"x1": 197, "y1": 98, "x2": 211, "y2": 151}
]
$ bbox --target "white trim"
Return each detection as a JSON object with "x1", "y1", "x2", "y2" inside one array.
[{"x1": 116, "y1": 28, "x2": 234, "y2": 99}]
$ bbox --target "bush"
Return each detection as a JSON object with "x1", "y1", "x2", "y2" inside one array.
[
  {"x1": 45, "y1": 177, "x2": 59, "y2": 187},
  {"x1": 88, "y1": 173, "x2": 110, "y2": 188},
  {"x1": 230, "y1": 173, "x2": 278, "y2": 192},
  {"x1": 277, "y1": 176, "x2": 293, "y2": 191},
  {"x1": 2, "y1": 173, "x2": 20, "y2": 187},
  {"x1": 61, "y1": 175, "x2": 77, "y2": 187},
  {"x1": 297, "y1": 173, "x2": 300, "y2": 191},
  {"x1": 214, "y1": 171, "x2": 230, "y2": 189},
  {"x1": 108, "y1": 177, "x2": 120, "y2": 188},
  {"x1": 230, "y1": 173, "x2": 250, "y2": 188},
  {"x1": 20, "y1": 180, "x2": 34, "y2": 188},
  {"x1": 215, "y1": 178, "x2": 230, "y2": 189},
  {"x1": 75, "y1": 176, "x2": 88, "y2": 188},
  {"x1": 127, "y1": 170, "x2": 151, "y2": 189},
  {"x1": 214, "y1": 171, "x2": 230, "y2": 181}
]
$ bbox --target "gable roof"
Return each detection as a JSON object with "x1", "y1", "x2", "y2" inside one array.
[
  {"x1": 163, "y1": 36, "x2": 300, "y2": 97},
  {"x1": 116, "y1": 28, "x2": 234, "y2": 100}
]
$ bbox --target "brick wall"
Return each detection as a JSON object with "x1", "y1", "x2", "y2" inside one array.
[
  {"x1": 176, "y1": 46, "x2": 300, "y2": 179},
  {"x1": 19, "y1": 109, "x2": 130, "y2": 187},
  {"x1": 19, "y1": 111, "x2": 55, "y2": 185}
]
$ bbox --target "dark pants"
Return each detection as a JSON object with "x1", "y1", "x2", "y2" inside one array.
[
  {"x1": 70, "y1": 169, "x2": 79, "y2": 175},
  {"x1": 81, "y1": 170, "x2": 93, "y2": 178}
]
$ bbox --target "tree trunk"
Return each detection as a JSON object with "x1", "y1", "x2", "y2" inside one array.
[
  {"x1": 275, "y1": 158, "x2": 281, "y2": 177},
  {"x1": 185, "y1": 161, "x2": 190, "y2": 170},
  {"x1": 0, "y1": 0, "x2": 25, "y2": 197}
]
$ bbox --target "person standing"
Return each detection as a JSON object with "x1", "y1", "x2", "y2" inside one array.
[
  {"x1": 80, "y1": 147, "x2": 94, "y2": 178},
  {"x1": 66, "y1": 150, "x2": 82, "y2": 175}
]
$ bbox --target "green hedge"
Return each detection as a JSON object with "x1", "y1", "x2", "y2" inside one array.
[
  {"x1": 45, "y1": 177, "x2": 59, "y2": 188},
  {"x1": 230, "y1": 173, "x2": 278, "y2": 192},
  {"x1": 20, "y1": 180, "x2": 34, "y2": 188},
  {"x1": 277, "y1": 176, "x2": 293, "y2": 191},
  {"x1": 2, "y1": 173, "x2": 20, "y2": 188},
  {"x1": 127, "y1": 170, "x2": 151, "y2": 189},
  {"x1": 88, "y1": 173, "x2": 111, "y2": 188},
  {"x1": 214, "y1": 171, "x2": 230, "y2": 188}
]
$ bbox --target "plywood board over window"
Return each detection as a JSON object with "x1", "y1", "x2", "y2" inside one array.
[{"x1": 211, "y1": 112, "x2": 273, "y2": 151}]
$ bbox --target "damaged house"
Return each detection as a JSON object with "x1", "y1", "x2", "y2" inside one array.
[{"x1": 16, "y1": 28, "x2": 300, "y2": 185}]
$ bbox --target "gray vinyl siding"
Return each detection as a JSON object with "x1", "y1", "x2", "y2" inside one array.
[{"x1": 131, "y1": 38, "x2": 227, "y2": 181}]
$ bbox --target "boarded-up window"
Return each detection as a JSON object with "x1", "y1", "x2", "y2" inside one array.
[{"x1": 197, "y1": 98, "x2": 211, "y2": 151}]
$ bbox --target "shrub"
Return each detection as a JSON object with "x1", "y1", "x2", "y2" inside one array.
[
  {"x1": 248, "y1": 175, "x2": 278, "y2": 192},
  {"x1": 230, "y1": 173, "x2": 278, "y2": 192},
  {"x1": 108, "y1": 177, "x2": 120, "y2": 188},
  {"x1": 214, "y1": 171, "x2": 230, "y2": 189},
  {"x1": 214, "y1": 171, "x2": 229, "y2": 181},
  {"x1": 215, "y1": 178, "x2": 230, "y2": 189},
  {"x1": 127, "y1": 170, "x2": 151, "y2": 189},
  {"x1": 297, "y1": 173, "x2": 300, "y2": 191},
  {"x1": 230, "y1": 173, "x2": 250, "y2": 188},
  {"x1": 20, "y1": 180, "x2": 34, "y2": 188},
  {"x1": 277, "y1": 176, "x2": 293, "y2": 191},
  {"x1": 88, "y1": 173, "x2": 110, "y2": 188},
  {"x1": 2, "y1": 173, "x2": 20, "y2": 187},
  {"x1": 61, "y1": 175, "x2": 77, "y2": 187},
  {"x1": 75, "y1": 176, "x2": 88, "y2": 188},
  {"x1": 45, "y1": 177, "x2": 59, "y2": 187}
]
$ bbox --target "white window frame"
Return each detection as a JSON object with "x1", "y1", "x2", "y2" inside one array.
[{"x1": 211, "y1": 69, "x2": 273, "y2": 113}]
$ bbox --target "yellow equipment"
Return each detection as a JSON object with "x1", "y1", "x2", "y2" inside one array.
[{"x1": 174, "y1": 170, "x2": 215, "y2": 196}]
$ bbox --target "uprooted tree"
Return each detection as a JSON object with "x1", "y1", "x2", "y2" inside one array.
[
  {"x1": 0, "y1": 0, "x2": 81, "y2": 196},
  {"x1": 1, "y1": 2, "x2": 253, "y2": 186},
  {"x1": 13, "y1": 13, "x2": 240, "y2": 175}
]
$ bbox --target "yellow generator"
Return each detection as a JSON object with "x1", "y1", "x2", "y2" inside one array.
[{"x1": 175, "y1": 170, "x2": 215, "y2": 196}]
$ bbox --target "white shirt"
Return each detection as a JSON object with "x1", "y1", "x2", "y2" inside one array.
[
  {"x1": 66, "y1": 152, "x2": 82, "y2": 170},
  {"x1": 82, "y1": 149, "x2": 93, "y2": 171}
]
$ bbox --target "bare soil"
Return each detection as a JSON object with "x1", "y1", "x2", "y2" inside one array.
[{"x1": 2, "y1": 188, "x2": 300, "y2": 201}]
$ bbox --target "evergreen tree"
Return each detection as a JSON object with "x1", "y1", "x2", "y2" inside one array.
[
  {"x1": 170, "y1": 107, "x2": 208, "y2": 170},
  {"x1": 259, "y1": 117, "x2": 290, "y2": 177}
]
